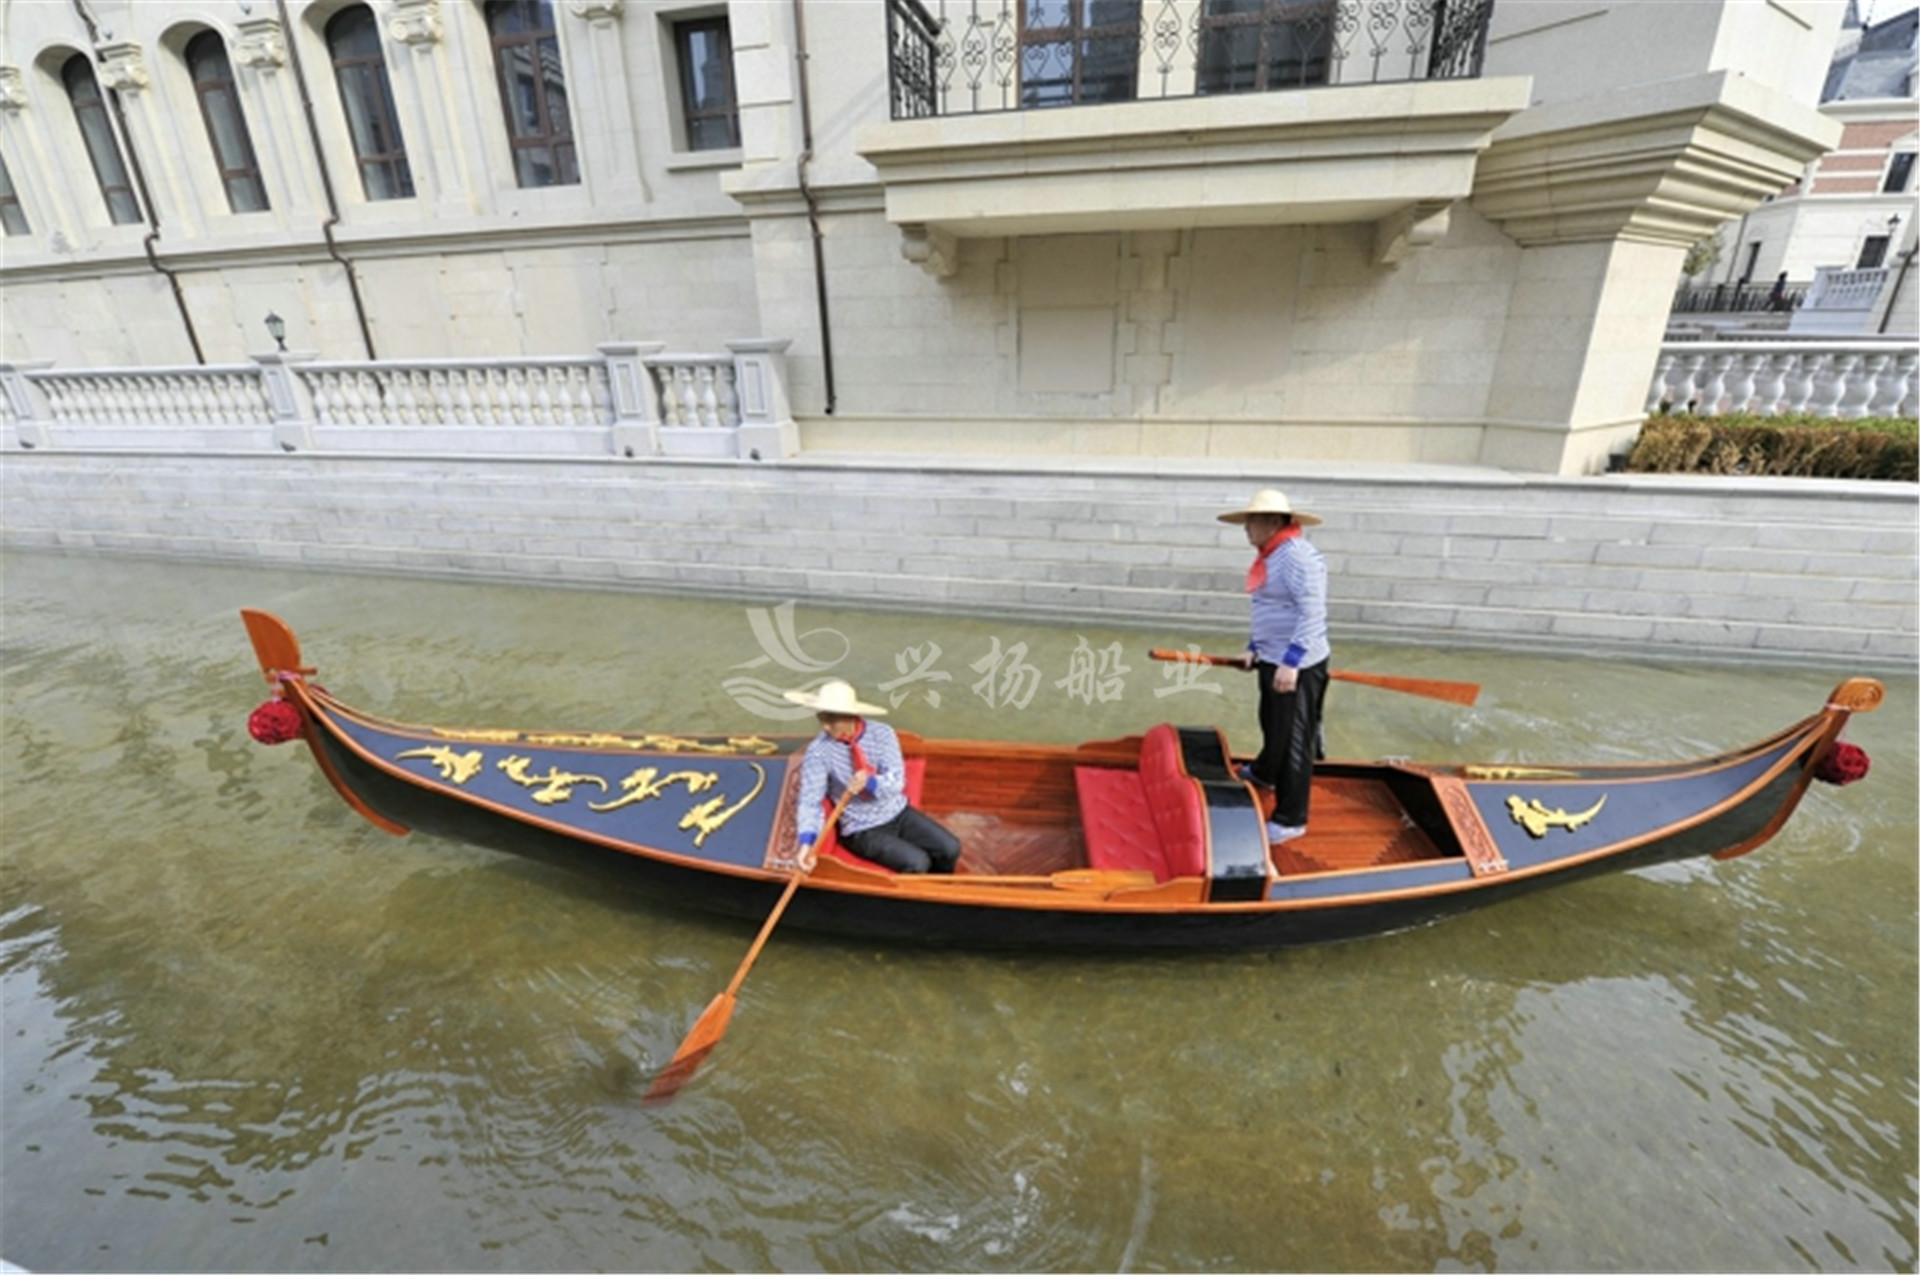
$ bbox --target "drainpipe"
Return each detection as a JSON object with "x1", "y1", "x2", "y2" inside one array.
[
  {"x1": 70, "y1": 0, "x2": 206, "y2": 363},
  {"x1": 275, "y1": 0, "x2": 376, "y2": 358},
  {"x1": 1878, "y1": 246, "x2": 1914, "y2": 334},
  {"x1": 791, "y1": 0, "x2": 835, "y2": 414}
]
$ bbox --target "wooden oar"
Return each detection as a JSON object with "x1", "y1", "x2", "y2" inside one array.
[
  {"x1": 641, "y1": 784, "x2": 859, "y2": 1106},
  {"x1": 1148, "y1": 648, "x2": 1480, "y2": 706}
]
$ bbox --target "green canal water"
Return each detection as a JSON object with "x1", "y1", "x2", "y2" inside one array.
[{"x1": 3, "y1": 548, "x2": 1914, "y2": 1272}]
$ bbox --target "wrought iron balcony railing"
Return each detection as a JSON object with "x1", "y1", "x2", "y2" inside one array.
[{"x1": 886, "y1": 0, "x2": 1495, "y2": 120}]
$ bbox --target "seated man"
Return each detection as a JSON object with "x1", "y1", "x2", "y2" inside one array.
[{"x1": 785, "y1": 679, "x2": 960, "y2": 874}]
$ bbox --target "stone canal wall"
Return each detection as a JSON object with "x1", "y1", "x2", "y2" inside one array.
[{"x1": 2, "y1": 450, "x2": 1914, "y2": 669}]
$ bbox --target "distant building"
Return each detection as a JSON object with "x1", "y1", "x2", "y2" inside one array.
[
  {"x1": 0, "y1": 1, "x2": 1850, "y2": 473},
  {"x1": 1699, "y1": 0, "x2": 1916, "y2": 335}
]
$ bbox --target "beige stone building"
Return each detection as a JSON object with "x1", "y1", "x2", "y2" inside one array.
[{"x1": 0, "y1": 0, "x2": 1850, "y2": 474}]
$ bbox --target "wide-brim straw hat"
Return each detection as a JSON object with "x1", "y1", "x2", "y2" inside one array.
[
  {"x1": 782, "y1": 678, "x2": 889, "y2": 717},
  {"x1": 1217, "y1": 488, "x2": 1322, "y2": 527}
]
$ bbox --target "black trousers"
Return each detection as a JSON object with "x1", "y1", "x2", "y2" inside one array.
[
  {"x1": 1251, "y1": 658, "x2": 1329, "y2": 829},
  {"x1": 843, "y1": 806, "x2": 961, "y2": 874}
]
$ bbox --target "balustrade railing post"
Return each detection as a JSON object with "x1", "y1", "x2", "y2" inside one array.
[
  {"x1": 599, "y1": 341, "x2": 666, "y2": 459},
  {"x1": 252, "y1": 352, "x2": 319, "y2": 452},
  {"x1": 727, "y1": 339, "x2": 798, "y2": 460},
  {"x1": 1, "y1": 361, "x2": 56, "y2": 449},
  {"x1": 1645, "y1": 352, "x2": 1676, "y2": 414}
]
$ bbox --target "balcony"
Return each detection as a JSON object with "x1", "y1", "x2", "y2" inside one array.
[{"x1": 859, "y1": 0, "x2": 1527, "y2": 267}]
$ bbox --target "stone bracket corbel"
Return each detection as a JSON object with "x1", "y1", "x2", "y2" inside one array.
[
  {"x1": 566, "y1": 0, "x2": 625, "y2": 24},
  {"x1": 0, "y1": 67, "x2": 28, "y2": 113},
  {"x1": 388, "y1": 0, "x2": 444, "y2": 47},
  {"x1": 234, "y1": 18, "x2": 288, "y2": 71},
  {"x1": 1374, "y1": 201, "x2": 1454, "y2": 269},
  {"x1": 95, "y1": 41, "x2": 149, "y2": 94},
  {"x1": 900, "y1": 223, "x2": 959, "y2": 279}
]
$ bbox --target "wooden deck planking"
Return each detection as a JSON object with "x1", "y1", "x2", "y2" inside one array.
[{"x1": 1274, "y1": 776, "x2": 1441, "y2": 876}]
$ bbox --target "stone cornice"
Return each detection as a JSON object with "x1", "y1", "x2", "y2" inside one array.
[
  {"x1": 1471, "y1": 70, "x2": 1843, "y2": 248},
  {"x1": 0, "y1": 213, "x2": 753, "y2": 283},
  {"x1": 854, "y1": 77, "x2": 1534, "y2": 239}
]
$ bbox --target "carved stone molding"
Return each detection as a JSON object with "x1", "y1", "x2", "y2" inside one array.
[
  {"x1": 565, "y1": 0, "x2": 625, "y2": 24},
  {"x1": 900, "y1": 223, "x2": 958, "y2": 279},
  {"x1": 234, "y1": 18, "x2": 288, "y2": 71},
  {"x1": 96, "y1": 41, "x2": 149, "y2": 93},
  {"x1": 387, "y1": 0, "x2": 444, "y2": 46},
  {"x1": 0, "y1": 67, "x2": 28, "y2": 114}
]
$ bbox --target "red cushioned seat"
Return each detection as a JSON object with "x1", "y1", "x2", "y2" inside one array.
[
  {"x1": 1075, "y1": 724, "x2": 1210, "y2": 883},
  {"x1": 817, "y1": 758, "x2": 926, "y2": 875},
  {"x1": 1138, "y1": 724, "x2": 1209, "y2": 880},
  {"x1": 1073, "y1": 766, "x2": 1159, "y2": 876}
]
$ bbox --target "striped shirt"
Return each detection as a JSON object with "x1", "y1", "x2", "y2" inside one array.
[
  {"x1": 1248, "y1": 534, "x2": 1330, "y2": 669},
  {"x1": 795, "y1": 719, "x2": 909, "y2": 843}
]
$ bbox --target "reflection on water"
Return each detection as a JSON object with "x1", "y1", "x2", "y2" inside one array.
[{"x1": 2, "y1": 549, "x2": 1914, "y2": 1272}]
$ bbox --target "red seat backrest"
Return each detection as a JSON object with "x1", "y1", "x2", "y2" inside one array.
[{"x1": 1137, "y1": 725, "x2": 1209, "y2": 881}]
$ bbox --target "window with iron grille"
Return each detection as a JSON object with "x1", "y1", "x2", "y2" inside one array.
[
  {"x1": 187, "y1": 32, "x2": 270, "y2": 212},
  {"x1": 1196, "y1": 0, "x2": 1333, "y2": 95},
  {"x1": 0, "y1": 152, "x2": 30, "y2": 236},
  {"x1": 486, "y1": 0, "x2": 579, "y2": 188},
  {"x1": 327, "y1": 5, "x2": 414, "y2": 200},
  {"x1": 1019, "y1": 0, "x2": 1141, "y2": 109},
  {"x1": 61, "y1": 54, "x2": 141, "y2": 224},
  {"x1": 675, "y1": 17, "x2": 739, "y2": 151}
]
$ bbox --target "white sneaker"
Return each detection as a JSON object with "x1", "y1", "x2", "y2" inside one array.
[{"x1": 1266, "y1": 822, "x2": 1306, "y2": 844}]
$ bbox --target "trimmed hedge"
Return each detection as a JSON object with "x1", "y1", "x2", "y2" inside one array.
[{"x1": 1624, "y1": 413, "x2": 1918, "y2": 482}]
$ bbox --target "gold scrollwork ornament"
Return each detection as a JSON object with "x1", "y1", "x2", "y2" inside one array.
[
  {"x1": 1506, "y1": 793, "x2": 1607, "y2": 839},
  {"x1": 396, "y1": 745, "x2": 485, "y2": 785}
]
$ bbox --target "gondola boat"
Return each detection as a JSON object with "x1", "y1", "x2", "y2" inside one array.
[{"x1": 241, "y1": 609, "x2": 1882, "y2": 952}]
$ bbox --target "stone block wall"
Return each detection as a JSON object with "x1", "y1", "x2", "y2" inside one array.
[{"x1": 2, "y1": 452, "x2": 1913, "y2": 668}]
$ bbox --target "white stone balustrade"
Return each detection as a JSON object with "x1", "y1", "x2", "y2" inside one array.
[
  {"x1": 1646, "y1": 341, "x2": 1919, "y2": 421},
  {"x1": 0, "y1": 342, "x2": 797, "y2": 460},
  {"x1": 299, "y1": 360, "x2": 610, "y2": 428}
]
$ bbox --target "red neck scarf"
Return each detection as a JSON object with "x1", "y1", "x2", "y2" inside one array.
[
  {"x1": 1246, "y1": 524, "x2": 1302, "y2": 593},
  {"x1": 838, "y1": 719, "x2": 872, "y2": 776}
]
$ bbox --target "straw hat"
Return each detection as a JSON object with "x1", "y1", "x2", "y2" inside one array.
[
  {"x1": 1216, "y1": 488, "x2": 1321, "y2": 527},
  {"x1": 781, "y1": 678, "x2": 889, "y2": 717}
]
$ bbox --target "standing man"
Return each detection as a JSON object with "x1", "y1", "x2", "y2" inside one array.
[
  {"x1": 1217, "y1": 489, "x2": 1330, "y2": 846},
  {"x1": 784, "y1": 679, "x2": 961, "y2": 874}
]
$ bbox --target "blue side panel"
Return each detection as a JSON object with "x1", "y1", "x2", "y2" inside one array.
[
  {"x1": 1468, "y1": 739, "x2": 1800, "y2": 871},
  {"x1": 1267, "y1": 859, "x2": 1475, "y2": 901},
  {"x1": 328, "y1": 714, "x2": 783, "y2": 870}
]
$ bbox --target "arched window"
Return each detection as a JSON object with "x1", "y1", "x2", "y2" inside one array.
[
  {"x1": 326, "y1": 6, "x2": 414, "y2": 199},
  {"x1": 486, "y1": 0, "x2": 578, "y2": 188},
  {"x1": 0, "y1": 152, "x2": 30, "y2": 236},
  {"x1": 61, "y1": 54, "x2": 141, "y2": 224},
  {"x1": 186, "y1": 30, "x2": 269, "y2": 213}
]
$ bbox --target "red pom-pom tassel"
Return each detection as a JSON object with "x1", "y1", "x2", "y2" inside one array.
[
  {"x1": 248, "y1": 699, "x2": 304, "y2": 745},
  {"x1": 1814, "y1": 740, "x2": 1869, "y2": 786}
]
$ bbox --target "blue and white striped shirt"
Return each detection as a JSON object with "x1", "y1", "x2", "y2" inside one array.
[
  {"x1": 795, "y1": 719, "x2": 909, "y2": 843},
  {"x1": 1248, "y1": 535, "x2": 1330, "y2": 669}
]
